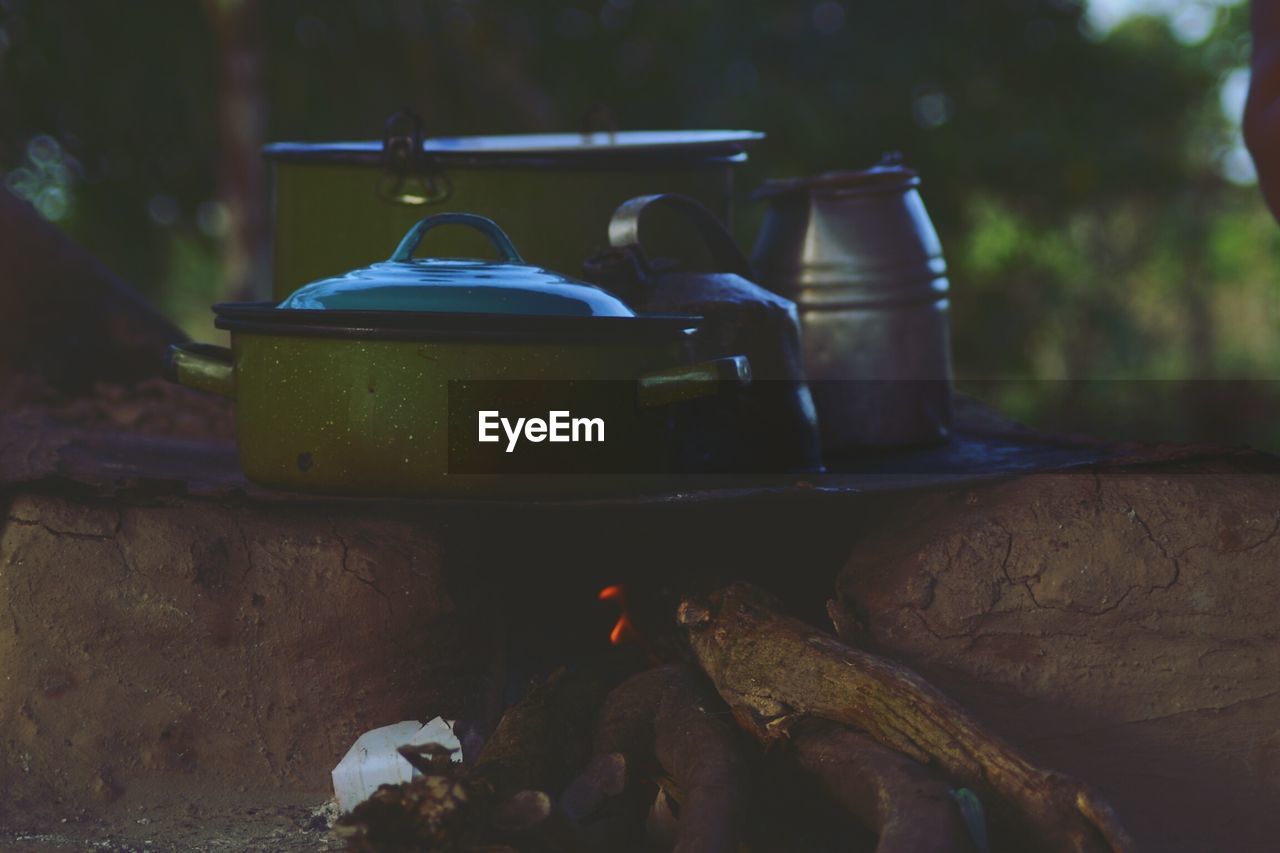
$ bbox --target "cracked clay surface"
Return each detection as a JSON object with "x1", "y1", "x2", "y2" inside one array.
[
  {"x1": 837, "y1": 464, "x2": 1280, "y2": 853},
  {"x1": 0, "y1": 492, "x2": 480, "y2": 844}
]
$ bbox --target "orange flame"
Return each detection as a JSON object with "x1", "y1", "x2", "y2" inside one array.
[{"x1": 598, "y1": 585, "x2": 637, "y2": 645}]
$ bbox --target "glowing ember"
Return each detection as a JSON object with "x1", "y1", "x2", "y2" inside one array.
[
  {"x1": 609, "y1": 615, "x2": 637, "y2": 645},
  {"x1": 598, "y1": 585, "x2": 637, "y2": 645}
]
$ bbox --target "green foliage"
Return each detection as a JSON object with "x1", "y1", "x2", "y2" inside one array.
[{"x1": 0, "y1": 1, "x2": 219, "y2": 293}]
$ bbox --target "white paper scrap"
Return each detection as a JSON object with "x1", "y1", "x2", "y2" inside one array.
[{"x1": 331, "y1": 717, "x2": 463, "y2": 811}]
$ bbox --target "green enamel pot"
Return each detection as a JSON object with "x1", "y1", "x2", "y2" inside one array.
[
  {"x1": 262, "y1": 115, "x2": 763, "y2": 300},
  {"x1": 165, "y1": 213, "x2": 750, "y2": 498}
]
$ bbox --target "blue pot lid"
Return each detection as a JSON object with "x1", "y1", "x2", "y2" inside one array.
[{"x1": 276, "y1": 213, "x2": 635, "y2": 318}]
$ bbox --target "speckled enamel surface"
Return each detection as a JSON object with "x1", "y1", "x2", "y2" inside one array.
[{"x1": 230, "y1": 331, "x2": 690, "y2": 496}]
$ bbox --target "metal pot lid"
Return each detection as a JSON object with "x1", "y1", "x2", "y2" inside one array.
[
  {"x1": 753, "y1": 152, "x2": 919, "y2": 200},
  {"x1": 262, "y1": 130, "x2": 764, "y2": 167},
  {"x1": 277, "y1": 213, "x2": 636, "y2": 318}
]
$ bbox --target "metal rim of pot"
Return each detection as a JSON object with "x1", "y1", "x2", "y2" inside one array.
[
  {"x1": 261, "y1": 110, "x2": 764, "y2": 170},
  {"x1": 752, "y1": 152, "x2": 921, "y2": 201},
  {"x1": 213, "y1": 305, "x2": 702, "y2": 343}
]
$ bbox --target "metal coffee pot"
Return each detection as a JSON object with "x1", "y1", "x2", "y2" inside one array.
[{"x1": 750, "y1": 154, "x2": 954, "y2": 452}]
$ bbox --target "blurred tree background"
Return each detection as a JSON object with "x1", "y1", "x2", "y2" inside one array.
[{"x1": 1, "y1": 0, "x2": 1275, "y2": 446}]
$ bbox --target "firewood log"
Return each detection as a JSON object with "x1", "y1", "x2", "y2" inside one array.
[
  {"x1": 474, "y1": 663, "x2": 617, "y2": 800},
  {"x1": 791, "y1": 718, "x2": 975, "y2": 853},
  {"x1": 678, "y1": 583, "x2": 1132, "y2": 853},
  {"x1": 595, "y1": 664, "x2": 751, "y2": 853}
]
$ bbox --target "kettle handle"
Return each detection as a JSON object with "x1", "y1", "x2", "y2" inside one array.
[
  {"x1": 607, "y1": 193, "x2": 755, "y2": 279},
  {"x1": 391, "y1": 213, "x2": 525, "y2": 263}
]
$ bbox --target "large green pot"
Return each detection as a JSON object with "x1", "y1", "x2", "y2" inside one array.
[
  {"x1": 165, "y1": 214, "x2": 750, "y2": 498},
  {"x1": 263, "y1": 116, "x2": 763, "y2": 300}
]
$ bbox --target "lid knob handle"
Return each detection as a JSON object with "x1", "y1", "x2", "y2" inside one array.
[{"x1": 390, "y1": 213, "x2": 525, "y2": 264}]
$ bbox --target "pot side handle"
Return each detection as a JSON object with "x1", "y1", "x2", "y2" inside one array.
[
  {"x1": 163, "y1": 343, "x2": 235, "y2": 398},
  {"x1": 637, "y1": 355, "x2": 751, "y2": 408}
]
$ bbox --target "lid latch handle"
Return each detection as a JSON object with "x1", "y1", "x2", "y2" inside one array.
[{"x1": 380, "y1": 110, "x2": 452, "y2": 206}]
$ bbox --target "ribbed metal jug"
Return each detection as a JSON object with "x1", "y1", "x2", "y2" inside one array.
[{"x1": 750, "y1": 155, "x2": 954, "y2": 452}]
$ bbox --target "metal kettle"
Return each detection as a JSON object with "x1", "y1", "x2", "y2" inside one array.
[
  {"x1": 751, "y1": 154, "x2": 954, "y2": 452},
  {"x1": 584, "y1": 193, "x2": 824, "y2": 474}
]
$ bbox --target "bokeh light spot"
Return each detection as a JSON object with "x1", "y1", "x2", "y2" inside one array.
[
  {"x1": 197, "y1": 200, "x2": 232, "y2": 239},
  {"x1": 811, "y1": 1, "x2": 845, "y2": 35},
  {"x1": 147, "y1": 194, "x2": 180, "y2": 227}
]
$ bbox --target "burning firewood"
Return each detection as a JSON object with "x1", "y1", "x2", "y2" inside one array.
[
  {"x1": 335, "y1": 584, "x2": 1130, "y2": 852},
  {"x1": 594, "y1": 664, "x2": 751, "y2": 853},
  {"x1": 677, "y1": 583, "x2": 1133, "y2": 853}
]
